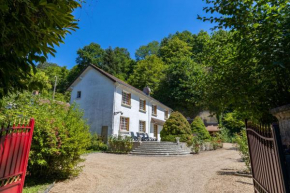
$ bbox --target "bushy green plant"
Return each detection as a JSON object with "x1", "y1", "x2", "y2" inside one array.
[
  {"x1": 191, "y1": 116, "x2": 211, "y2": 140},
  {"x1": 108, "y1": 135, "x2": 133, "y2": 153},
  {"x1": 88, "y1": 133, "x2": 108, "y2": 152},
  {"x1": 160, "y1": 111, "x2": 192, "y2": 142},
  {"x1": 211, "y1": 133, "x2": 223, "y2": 150},
  {"x1": 187, "y1": 136, "x2": 202, "y2": 154},
  {"x1": 222, "y1": 111, "x2": 245, "y2": 135},
  {"x1": 219, "y1": 127, "x2": 234, "y2": 143},
  {"x1": 234, "y1": 129, "x2": 250, "y2": 170},
  {"x1": 0, "y1": 92, "x2": 91, "y2": 179}
]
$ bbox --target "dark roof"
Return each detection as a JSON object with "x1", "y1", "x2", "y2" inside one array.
[{"x1": 69, "y1": 64, "x2": 172, "y2": 110}]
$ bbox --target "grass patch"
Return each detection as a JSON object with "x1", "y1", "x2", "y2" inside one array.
[{"x1": 23, "y1": 177, "x2": 54, "y2": 193}]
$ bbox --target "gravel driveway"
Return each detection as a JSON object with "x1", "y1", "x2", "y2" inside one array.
[{"x1": 50, "y1": 143, "x2": 253, "y2": 193}]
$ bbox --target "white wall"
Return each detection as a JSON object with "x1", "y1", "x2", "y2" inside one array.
[
  {"x1": 113, "y1": 85, "x2": 171, "y2": 141},
  {"x1": 113, "y1": 85, "x2": 150, "y2": 135},
  {"x1": 70, "y1": 67, "x2": 115, "y2": 135}
]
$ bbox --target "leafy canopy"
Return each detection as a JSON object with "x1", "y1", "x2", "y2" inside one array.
[{"x1": 0, "y1": 0, "x2": 80, "y2": 98}]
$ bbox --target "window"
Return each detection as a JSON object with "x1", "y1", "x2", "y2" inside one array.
[
  {"x1": 139, "y1": 121, "x2": 146, "y2": 132},
  {"x1": 122, "y1": 91, "x2": 131, "y2": 106},
  {"x1": 77, "y1": 91, "x2": 81, "y2": 99},
  {"x1": 152, "y1": 105, "x2": 157, "y2": 116},
  {"x1": 120, "y1": 117, "x2": 129, "y2": 131},
  {"x1": 165, "y1": 111, "x2": 169, "y2": 119},
  {"x1": 139, "y1": 99, "x2": 146, "y2": 111}
]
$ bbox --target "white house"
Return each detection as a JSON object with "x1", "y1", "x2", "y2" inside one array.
[{"x1": 68, "y1": 64, "x2": 172, "y2": 142}]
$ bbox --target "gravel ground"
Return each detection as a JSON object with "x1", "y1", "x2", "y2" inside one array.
[{"x1": 50, "y1": 143, "x2": 253, "y2": 193}]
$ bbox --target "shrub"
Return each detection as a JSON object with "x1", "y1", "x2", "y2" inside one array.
[
  {"x1": 187, "y1": 136, "x2": 202, "y2": 154},
  {"x1": 234, "y1": 129, "x2": 250, "y2": 170},
  {"x1": 191, "y1": 117, "x2": 211, "y2": 140},
  {"x1": 0, "y1": 92, "x2": 91, "y2": 179},
  {"x1": 88, "y1": 133, "x2": 108, "y2": 152},
  {"x1": 108, "y1": 135, "x2": 133, "y2": 153},
  {"x1": 160, "y1": 111, "x2": 192, "y2": 142},
  {"x1": 222, "y1": 111, "x2": 245, "y2": 135}
]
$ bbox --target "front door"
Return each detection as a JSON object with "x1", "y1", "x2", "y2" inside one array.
[{"x1": 154, "y1": 124, "x2": 158, "y2": 140}]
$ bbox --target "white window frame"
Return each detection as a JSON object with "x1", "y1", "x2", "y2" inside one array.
[
  {"x1": 139, "y1": 121, "x2": 146, "y2": 133},
  {"x1": 120, "y1": 116, "x2": 129, "y2": 131},
  {"x1": 139, "y1": 99, "x2": 146, "y2": 112},
  {"x1": 121, "y1": 91, "x2": 131, "y2": 106}
]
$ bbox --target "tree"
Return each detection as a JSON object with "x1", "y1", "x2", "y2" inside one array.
[
  {"x1": 154, "y1": 57, "x2": 205, "y2": 117},
  {"x1": 103, "y1": 47, "x2": 134, "y2": 80},
  {"x1": 135, "y1": 41, "x2": 160, "y2": 61},
  {"x1": 199, "y1": 0, "x2": 290, "y2": 120},
  {"x1": 191, "y1": 117, "x2": 211, "y2": 141},
  {"x1": 76, "y1": 43, "x2": 105, "y2": 69},
  {"x1": 0, "y1": 0, "x2": 80, "y2": 98},
  {"x1": 160, "y1": 111, "x2": 192, "y2": 142},
  {"x1": 159, "y1": 37, "x2": 192, "y2": 63},
  {"x1": 37, "y1": 62, "x2": 69, "y2": 93},
  {"x1": 26, "y1": 70, "x2": 52, "y2": 95},
  {"x1": 128, "y1": 55, "x2": 166, "y2": 94}
]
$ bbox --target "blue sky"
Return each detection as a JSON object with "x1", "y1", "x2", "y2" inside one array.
[{"x1": 47, "y1": 0, "x2": 216, "y2": 69}]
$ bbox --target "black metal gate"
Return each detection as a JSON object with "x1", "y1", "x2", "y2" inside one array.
[{"x1": 246, "y1": 122, "x2": 289, "y2": 193}]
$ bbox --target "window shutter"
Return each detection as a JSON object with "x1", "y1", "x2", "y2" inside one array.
[
  {"x1": 143, "y1": 122, "x2": 146, "y2": 132},
  {"x1": 128, "y1": 94, "x2": 131, "y2": 105},
  {"x1": 144, "y1": 100, "x2": 146, "y2": 111},
  {"x1": 126, "y1": 118, "x2": 129, "y2": 131}
]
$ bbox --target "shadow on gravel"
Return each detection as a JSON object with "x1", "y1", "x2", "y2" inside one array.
[
  {"x1": 236, "y1": 180, "x2": 253, "y2": 185},
  {"x1": 217, "y1": 171, "x2": 252, "y2": 178}
]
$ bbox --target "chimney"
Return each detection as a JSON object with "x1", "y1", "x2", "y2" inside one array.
[{"x1": 143, "y1": 86, "x2": 151, "y2": 96}]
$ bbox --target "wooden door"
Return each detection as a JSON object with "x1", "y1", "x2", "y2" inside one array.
[
  {"x1": 154, "y1": 125, "x2": 158, "y2": 140},
  {"x1": 101, "y1": 126, "x2": 108, "y2": 144}
]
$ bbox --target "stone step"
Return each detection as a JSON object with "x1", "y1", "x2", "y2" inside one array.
[
  {"x1": 130, "y1": 152, "x2": 190, "y2": 156},
  {"x1": 132, "y1": 149, "x2": 189, "y2": 152}
]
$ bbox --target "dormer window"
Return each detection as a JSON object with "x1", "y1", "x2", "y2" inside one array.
[
  {"x1": 122, "y1": 91, "x2": 131, "y2": 106},
  {"x1": 152, "y1": 105, "x2": 157, "y2": 116},
  {"x1": 77, "y1": 91, "x2": 81, "y2": 99}
]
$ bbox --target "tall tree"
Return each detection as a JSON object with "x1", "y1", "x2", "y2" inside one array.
[
  {"x1": 199, "y1": 0, "x2": 290, "y2": 120},
  {"x1": 135, "y1": 41, "x2": 160, "y2": 61},
  {"x1": 159, "y1": 37, "x2": 192, "y2": 63},
  {"x1": 128, "y1": 55, "x2": 166, "y2": 94},
  {"x1": 155, "y1": 57, "x2": 205, "y2": 117},
  {"x1": 0, "y1": 0, "x2": 80, "y2": 98},
  {"x1": 37, "y1": 62, "x2": 69, "y2": 93},
  {"x1": 76, "y1": 43, "x2": 105, "y2": 69}
]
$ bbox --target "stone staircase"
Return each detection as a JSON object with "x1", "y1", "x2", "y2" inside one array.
[{"x1": 130, "y1": 141, "x2": 191, "y2": 156}]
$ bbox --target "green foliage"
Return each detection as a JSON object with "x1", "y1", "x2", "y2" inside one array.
[
  {"x1": 191, "y1": 117, "x2": 211, "y2": 140},
  {"x1": 219, "y1": 127, "x2": 234, "y2": 143},
  {"x1": 154, "y1": 57, "x2": 205, "y2": 116},
  {"x1": 135, "y1": 41, "x2": 160, "y2": 61},
  {"x1": 128, "y1": 55, "x2": 166, "y2": 94},
  {"x1": 0, "y1": 0, "x2": 80, "y2": 98},
  {"x1": 108, "y1": 135, "x2": 133, "y2": 153},
  {"x1": 0, "y1": 91, "x2": 91, "y2": 179},
  {"x1": 88, "y1": 133, "x2": 108, "y2": 152},
  {"x1": 211, "y1": 133, "x2": 223, "y2": 150},
  {"x1": 234, "y1": 130, "x2": 250, "y2": 170},
  {"x1": 160, "y1": 111, "x2": 192, "y2": 142},
  {"x1": 199, "y1": 1, "x2": 290, "y2": 119},
  {"x1": 187, "y1": 136, "x2": 202, "y2": 154},
  {"x1": 37, "y1": 62, "x2": 69, "y2": 93},
  {"x1": 159, "y1": 36, "x2": 192, "y2": 63},
  {"x1": 222, "y1": 111, "x2": 245, "y2": 134}
]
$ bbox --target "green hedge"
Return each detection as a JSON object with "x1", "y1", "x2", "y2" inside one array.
[
  {"x1": 108, "y1": 135, "x2": 133, "y2": 153},
  {"x1": 160, "y1": 111, "x2": 192, "y2": 142}
]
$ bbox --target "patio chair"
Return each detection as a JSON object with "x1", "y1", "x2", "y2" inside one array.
[
  {"x1": 142, "y1": 133, "x2": 150, "y2": 141},
  {"x1": 145, "y1": 133, "x2": 155, "y2": 141},
  {"x1": 130, "y1": 132, "x2": 138, "y2": 141}
]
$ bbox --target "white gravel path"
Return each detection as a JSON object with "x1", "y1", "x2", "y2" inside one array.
[{"x1": 50, "y1": 143, "x2": 253, "y2": 193}]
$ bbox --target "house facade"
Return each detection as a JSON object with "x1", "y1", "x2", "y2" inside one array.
[{"x1": 68, "y1": 65, "x2": 172, "y2": 141}]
